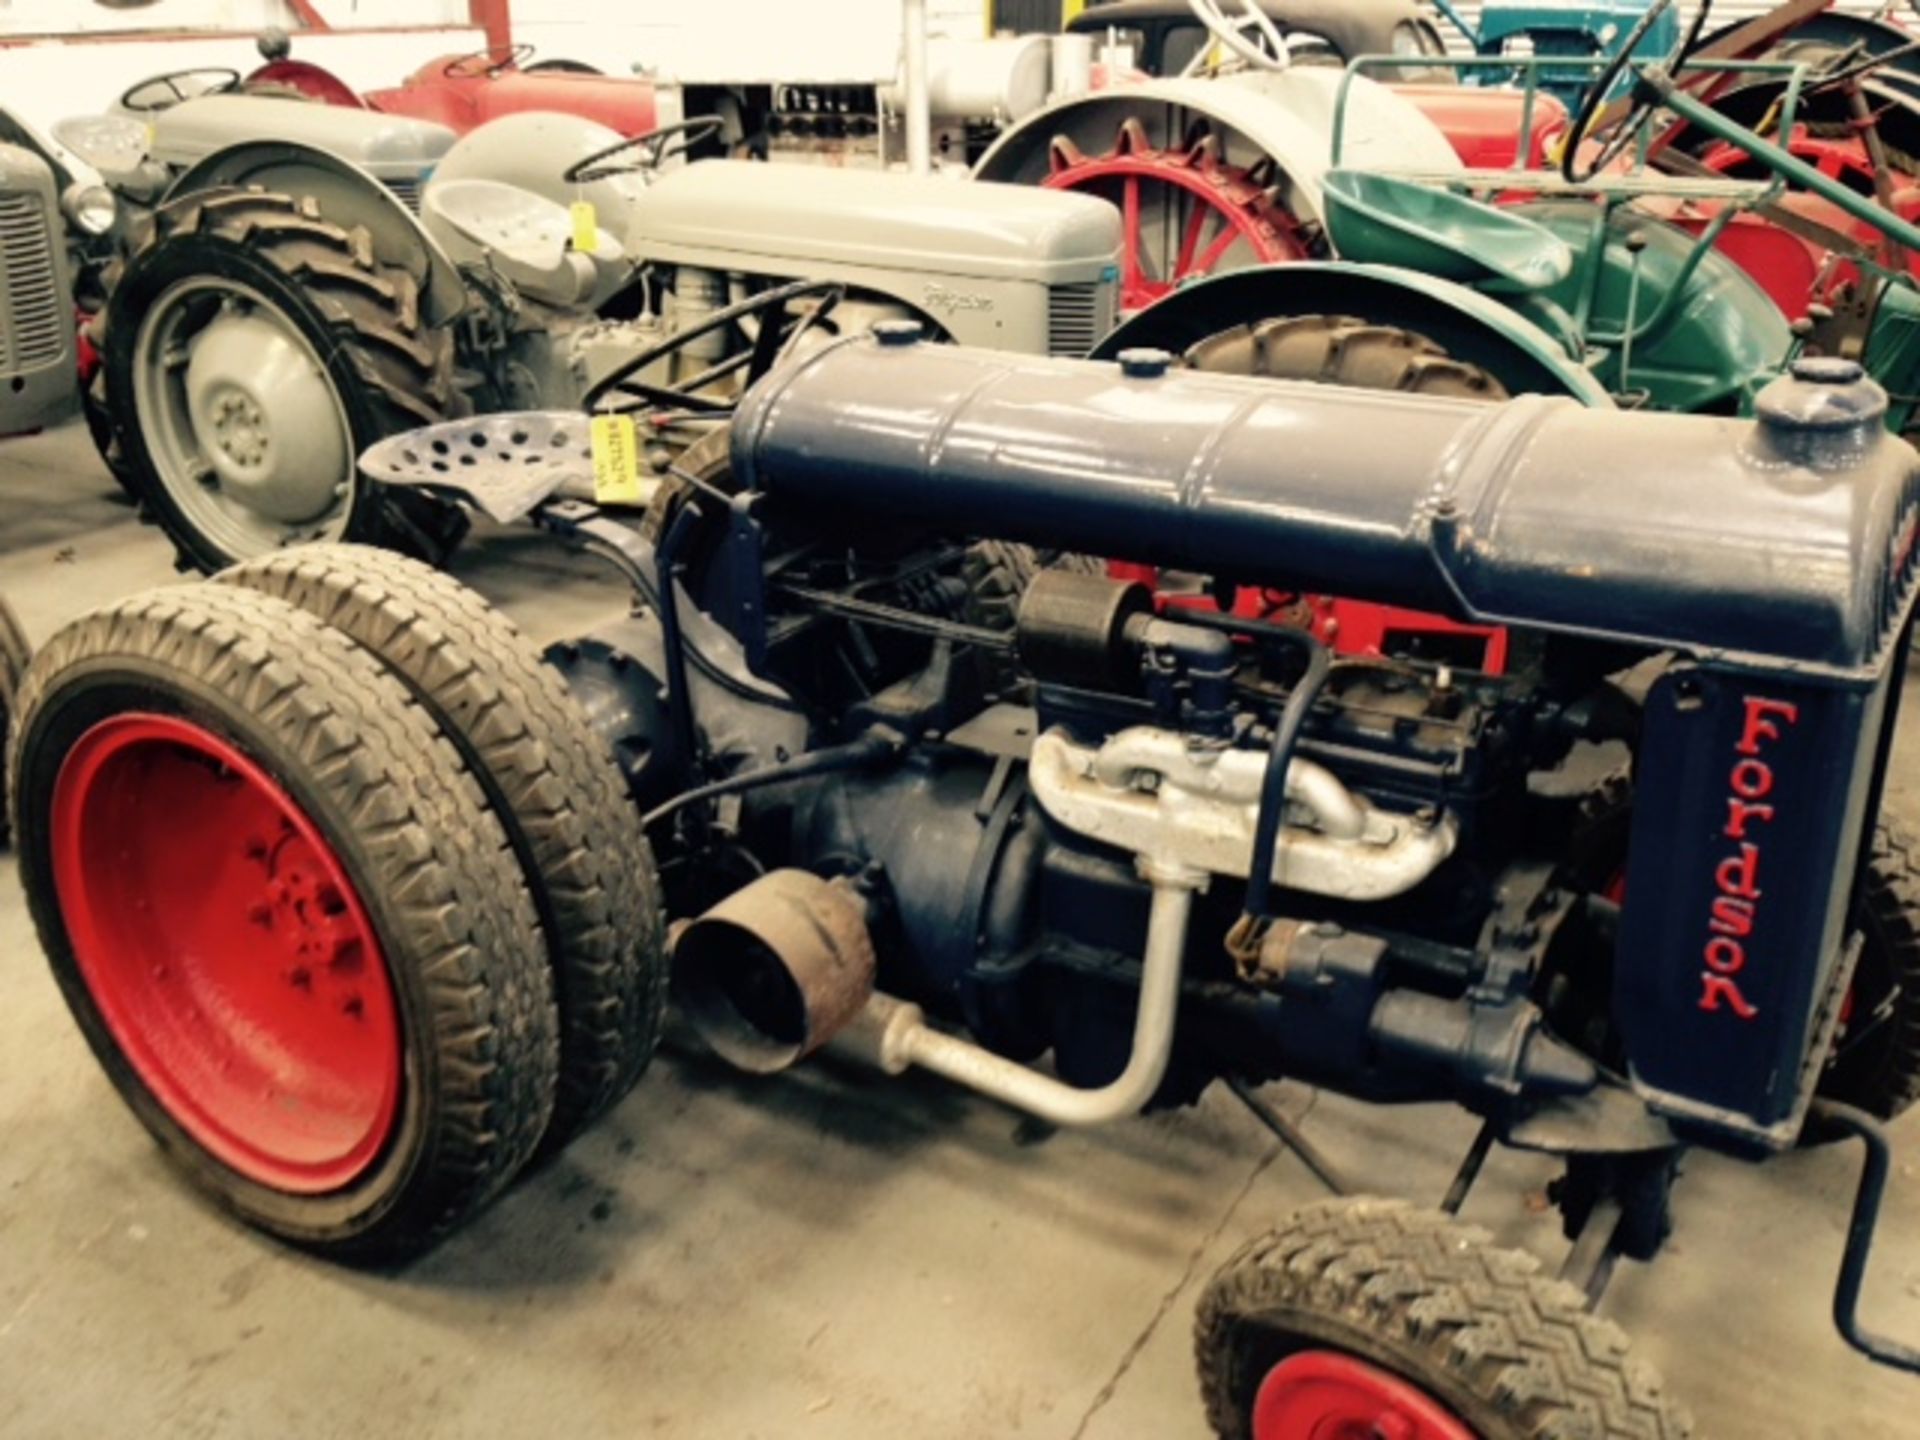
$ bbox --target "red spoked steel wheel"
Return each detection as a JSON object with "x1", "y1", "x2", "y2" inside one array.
[
  {"x1": 50, "y1": 713, "x2": 401, "y2": 1194},
  {"x1": 1043, "y1": 118, "x2": 1313, "y2": 314},
  {"x1": 1253, "y1": 1351, "x2": 1476, "y2": 1440}
]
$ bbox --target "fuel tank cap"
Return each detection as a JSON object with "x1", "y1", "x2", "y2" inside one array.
[
  {"x1": 1757, "y1": 355, "x2": 1887, "y2": 433},
  {"x1": 1753, "y1": 354, "x2": 1888, "y2": 469}
]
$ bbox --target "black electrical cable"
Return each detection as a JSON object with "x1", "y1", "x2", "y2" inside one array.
[
  {"x1": 642, "y1": 728, "x2": 903, "y2": 829},
  {"x1": 1244, "y1": 632, "x2": 1331, "y2": 921}
]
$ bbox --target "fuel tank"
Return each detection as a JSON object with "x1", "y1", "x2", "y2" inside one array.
[{"x1": 733, "y1": 332, "x2": 1920, "y2": 679}]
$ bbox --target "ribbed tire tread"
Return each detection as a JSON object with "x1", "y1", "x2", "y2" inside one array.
[
  {"x1": 216, "y1": 545, "x2": 667, "y2": 1148},
  {"x1": 8, "y1": 585, "x2": 556, "y2": 1261},
  {"x1": 1196, "y1": 1198, "x2": 1693, "y2": 1440}
]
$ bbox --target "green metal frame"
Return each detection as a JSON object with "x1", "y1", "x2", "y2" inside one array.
[{"x1": 1317, "y1": 49, "x2": 1920, "y2": 421}]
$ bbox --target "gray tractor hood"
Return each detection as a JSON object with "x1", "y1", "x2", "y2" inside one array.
[
  {"x1": 628, "y1": 161, "x2": 1121, "y2": 285},
  {"x1": 149, "y1": 96, "x2": 455, "y2": 181}
]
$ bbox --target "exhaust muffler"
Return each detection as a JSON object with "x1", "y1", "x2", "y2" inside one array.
[{"x1": 672, "y1": 869, "x2": 876, "y2": 1073}]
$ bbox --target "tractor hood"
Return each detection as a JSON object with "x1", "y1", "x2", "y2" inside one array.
[
  {"x1": 149, "y1": 96, "x2": 456, "y2": 182},
  {"x1": 627, "y1": 162, "x2": 1121, "y2": 285},
  {"x1": 734, "y1": 334, "x2": 1920, "y2": 681}
]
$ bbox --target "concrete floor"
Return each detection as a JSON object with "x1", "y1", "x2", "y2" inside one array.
[{"x1": 2, "y1": 422, "x2": 1919, "y2": 1440}]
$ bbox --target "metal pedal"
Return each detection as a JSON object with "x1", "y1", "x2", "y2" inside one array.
[{"x1": 358, "y1": 411, "x2": 592, "y2": 524}]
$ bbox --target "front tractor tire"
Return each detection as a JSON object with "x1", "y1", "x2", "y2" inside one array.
[
  {"x1": 102, "y1": 189, "x2": 467, "y2": 575},
  {"x1": 7, "y1": 586, "x2": 559, "y2": 1262},
  {"x1": 1197, "y1": 1199, "x2": 1693, "y2": 1440}
]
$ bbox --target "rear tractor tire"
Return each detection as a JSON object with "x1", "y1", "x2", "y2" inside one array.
[
  {"x1": 0, "y1": 598, "x2": 30, "y2": 848},
  {"x1": 1184, "y1": 314, "x2": 1510, "y2": 400},
  {"x1": 8, "y1": 585, "x2": 558, "y2": 1261},
  {"x1": 101, "y1": 188, "x2": 467, "y2": 575},
  {"x1": 217, "y1": 545, "x2": 669, "y2": 1151},
  {"x1": 1197, "y1": 1198, "x2": 1693, "y2": 1440}
]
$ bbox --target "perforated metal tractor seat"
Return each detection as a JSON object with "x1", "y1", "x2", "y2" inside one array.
[{"x1": 422, "y1": 177, "x2": 625, "y2": 308}]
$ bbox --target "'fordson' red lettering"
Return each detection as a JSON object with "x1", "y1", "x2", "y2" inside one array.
[{"x1": 1698, "y1": 696, "x2": 1799, "y2": 1020}]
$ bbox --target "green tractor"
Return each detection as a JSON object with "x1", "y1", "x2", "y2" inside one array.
[{"x1": 1097, "y1": 0, "x2": 1920, "y2": 428}]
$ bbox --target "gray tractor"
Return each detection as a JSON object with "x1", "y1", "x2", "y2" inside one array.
[
  {"x1": 0, "y1": 109, "x2": 120, "y2": 445},
  {"x1": 79, "y1": 98, "x2": 1120, "y2": 573}
]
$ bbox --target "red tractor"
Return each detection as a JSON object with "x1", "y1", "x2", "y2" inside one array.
[{"x1": 122, "y1": 33, "x2": 663, "y2": 140}]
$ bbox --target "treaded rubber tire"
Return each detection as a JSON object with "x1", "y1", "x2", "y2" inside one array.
[
  {"x1": 8, "y1": 585, "x2": 557, "y2": 1262},
  {"x1": 216, "y1": 545, "x2": 668, "y2": 1149},
  {"x1": 1196, "y1": 1198, "x2": 1694, "y2": 1440},
  {"x1": 101, "y1": 187, "x2": 468, "y2": 574},
  {"x1": 1184, "y1": 314, "x2": 1511, "y2": 400},
  {"x1": 1815, "y1": 815, "x2": 1920, "y2": 1124},
  {"x1": 0, "y1": 598, "x2": 29, "y2": 849}
]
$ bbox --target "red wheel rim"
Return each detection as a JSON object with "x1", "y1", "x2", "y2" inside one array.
[
  {"x1": 50, "y1": 713, "x2": 401, "y2": 1193},
  {"x1": 1253, "y1": 1351, "x2": 1476, "y2": 1440},
  {"x1": 1044, "y1": 119, "x2": 1310, "y2": 314}
]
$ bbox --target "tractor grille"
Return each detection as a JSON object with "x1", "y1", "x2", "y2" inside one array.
[
  {"x1": 0, "y1": 190, "x2": 64, "y2": 372},
  {"x1": 1047, "y1": 280, "x2": 1107, "y2": 358},
  {"x1": 385, "y1": 177, "x2": 422, "y2": 215}
]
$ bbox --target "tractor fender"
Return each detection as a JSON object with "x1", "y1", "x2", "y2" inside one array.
[
  {"x1": 1699, "y1": 12, "x2": 1920, "y2": 161},
  {"x1": 429, "y1": 111, "x2": 652, "y2": 244},
  {"x1": 1091, "y1": 262, "x2": 1612, "y2": 408},
  {"x1": 164, "y1": 140, "x2": 466, "y2": 327},
  {"x1": 973, "y1": 70, "x2": 1458, "y2": 227},
  {"x1": 1707, "y1": 12, "x2": 1920, "y2": 91}
]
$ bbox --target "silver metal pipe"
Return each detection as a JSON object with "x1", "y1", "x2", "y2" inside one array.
[
  {"x1": 902, "y1": 0, "x2": 932, "y2": 175},
  {"x1": 841, "y1": 866, "x2": 1202, "y2": 1125}
]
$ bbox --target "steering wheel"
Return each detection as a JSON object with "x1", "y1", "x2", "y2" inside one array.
[
  {"x1": 1563, "y1": 0, "x2": 1712, "y2": 183},
  {"x1": 119, "y1": 68, "x2": 242, "y2": 114},
  {"x1": 563, "y1": 117, "x2": 728, "y2": 185},
  {"x1": 584, "y1": 279, "x2": 846, "y2": 417},
  {"x1": 1182, "y1": 0, "x2": 1290, "y2": 76},
  {"x1": 442, "y1": 43, "x2": 535, "y2": 79}
]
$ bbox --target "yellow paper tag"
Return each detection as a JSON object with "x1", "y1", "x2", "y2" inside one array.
[
  {"x1": 570, "y1": 200, "x2": 599, "y2": 256},
  {"x1": 591, "y1": 414, "x2": 644, "y2": 505}
]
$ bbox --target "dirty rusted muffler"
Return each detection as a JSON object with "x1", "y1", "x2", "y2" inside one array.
[{"x1": 672, "y1": 869, "x2": 876, "y2": 1073}]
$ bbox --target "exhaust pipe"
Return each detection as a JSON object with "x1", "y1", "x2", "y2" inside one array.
[{"x1": 673, "y1": 869, "x2": 876, "y2": 1073}]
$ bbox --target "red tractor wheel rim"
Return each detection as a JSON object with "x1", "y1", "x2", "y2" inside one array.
[
  {"x1": 1253, "y1": 1351, "x2": 1476, "y2": 1440},
  {"x1": 50, "y1": 713, "x2": 401, "y2": 1194},
  {"x1": 1044, "y1": 119, "x2": 1310, "y2": 314}
]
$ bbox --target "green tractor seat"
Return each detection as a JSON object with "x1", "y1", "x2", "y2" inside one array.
[{"x1": 1322, "y1": 169, "x2": 1573, "y2": 295}]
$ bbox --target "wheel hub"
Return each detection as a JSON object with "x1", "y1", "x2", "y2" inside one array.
[
  {"x1": 183, "y1": 309, "x2": 351, "y2": 523},
  {"x1": 134, "y1": 277, "x2": 359, "y2": 561},
  {"x1": 49, "y1": 713, "x2": 401, "y2": 1194},
  {"x1": 1252, "y1": 1352, "x2": 1475, "y2": 1440},
  {"x1": 1043, "y1": 118, "x2": 1313, "y2": 314},
  {"x1": 209, "y1": 385, "x2": 270, "y2": 468}
]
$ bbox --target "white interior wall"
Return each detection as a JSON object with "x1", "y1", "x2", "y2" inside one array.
[
  {"x1": 0, "y1": 0, "x2": 478, "y2": 130},
  {"x1": 0, "y1": 28, "x2": 484, "y2": 131},
  {"x1": 513, "y1": 0, "x2": 988, "y2": 82}
]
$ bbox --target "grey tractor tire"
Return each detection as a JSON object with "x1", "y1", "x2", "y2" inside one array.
[
  {"x1": 1183, "y1": 314, "x2": 1511, "y2": 400},
  {"x1": 961, "y1": 543, "x2": 1104, "y2": 693},
  {"x1": 101, "y1": 188, "x2": 467, "y2": 574},
  {"x1": 1197, "y1": 1198, "x2": 1693, "y2": 1440},
  {"x1": 0, "y1": 598, "x2": 29, "y2": 848},
  {"x1": 216, "y1": 545, "x2": 668, "y2": 1150},
  {"x1": 8, "y1": 585, "x2": 558, "y2": 1262}
]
